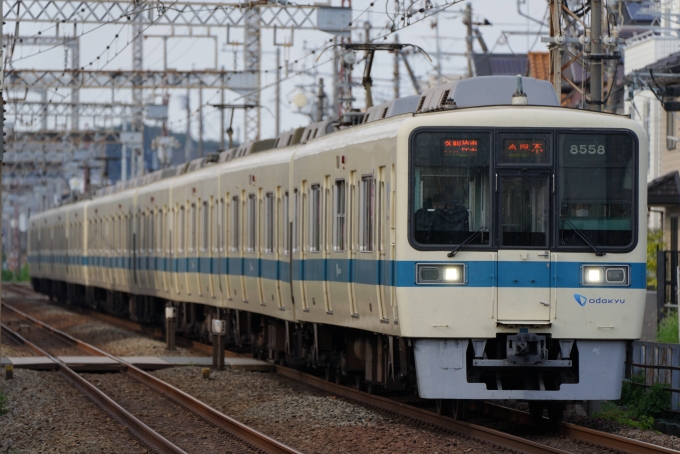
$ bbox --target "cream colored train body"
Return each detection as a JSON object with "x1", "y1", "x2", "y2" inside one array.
[{"x1": 29, "y1": 76, "x2": 647, "y2": 411}]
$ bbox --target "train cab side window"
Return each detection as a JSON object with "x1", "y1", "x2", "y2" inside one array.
[
  {"x1": 283, "y1": 192, "x2": 290, "y2": 255},
  {"x1": 359, "y1": 175, "x2": 375, "y2": 252},
  {"x1": 310, "y1": 185, "x2": 322, "y2": 252},
  {"x1": 231, "y1": 196, "x2": 240, "y2": 252},
  {"x1": 247, "y1": 194, "x2": 257, "y2": 252},
  {"x1": 333, "y1": 180, "x2": 346, "y2": 251},
  {"x1": 265, "y1": 192, "x2": 275, "y2": 254},
  {"x1": 202, "y1": 200, "x2": 209, "y2": 252}
]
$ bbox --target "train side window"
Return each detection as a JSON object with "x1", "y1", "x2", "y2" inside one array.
[
  {"x1": 178, "y1": 206, "x2": 186, "y2": 253},
  {"x1": 282, "y1": 192, "x2": 290, "y2": 255},
  {"x1": 265, "y1": 192, "x2": 275, "y2": 254},
  {"x1": 218, "y1": 199, "x2": 225, "y2": 252},
  {"x1": 333, "y1": 180, "x2": 346, "y2": 251},
  {"x1": 293, "y1": 189, "x2": 299, "y2": 253},
  {"x1": 158, "y1": 209, "x2": 164, "y2": 254},
  {"x1": 359, "y1": 175, "x2": 375, "y2": 252},
  {"x1": 247, "y1": 194, "x2": 257, "y2": 252},
  {"x1": 309, "y1": 184, "x2": 321, "y2": 252},
  {"x1": 190, "y1": 203, "x2": 197, "y2": 253},
  {"x1": 202, "y1": 200, "x2": 209, "y2": 252},
  {"x1": 231, "y1": 196, "x2": 240, "y2": 252},
  {"x1": 149, "y1": 210, "x2": 155, "y2": 254}
]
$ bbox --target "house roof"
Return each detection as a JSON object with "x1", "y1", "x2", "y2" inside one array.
[
  {"x1": 648, "y1": 171, "x2": 680, "y2": 206},
  {"x1": 528, "y1": 52, "x2": 550, "y2": 81},
  {"x1": 472, "y1": 54, "x2": 528, "y2": 77}
]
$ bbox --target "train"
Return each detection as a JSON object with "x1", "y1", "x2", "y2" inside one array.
[{"x1": 28, "y1": 75, "x2": 647, "y2": 420}]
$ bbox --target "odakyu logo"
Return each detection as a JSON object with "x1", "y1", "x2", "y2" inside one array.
[{"x1": 573, "y1": 293, "x2": 625, "y2": 307}]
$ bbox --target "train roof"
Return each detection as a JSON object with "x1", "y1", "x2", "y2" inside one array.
[{"x1": 54, "y1": 76, "x2": 568, "y2": 208}]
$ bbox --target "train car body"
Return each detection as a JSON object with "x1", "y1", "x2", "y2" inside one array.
[{"x1": 29, "y1": 76, "x2": 647, "y2": 412}]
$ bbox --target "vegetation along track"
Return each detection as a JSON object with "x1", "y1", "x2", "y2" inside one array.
[
  {"x1": 1, "y1": 301, "x2": 301, "y2": 454},
  {"x1": 4, "y1": 283, "x2": 680, "y2": 454}
]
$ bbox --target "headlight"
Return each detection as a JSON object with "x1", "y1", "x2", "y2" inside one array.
[
  {"x1": 584, "y1": 267, "x2": 604, "y2": 284},
  {"x1": 582, "y1": 265, "x2": 630, "y2": 286},
  {"x1": 417, "y1": 263, "x2": 466, "y2": 284}
]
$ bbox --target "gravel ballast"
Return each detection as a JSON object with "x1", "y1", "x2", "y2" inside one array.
[
  {"x1": 153, "y1": 366, "x2": 513, "y2": 454},
  {"x1": 0, "y1": 368, "x2": 150, "y2": 453}
]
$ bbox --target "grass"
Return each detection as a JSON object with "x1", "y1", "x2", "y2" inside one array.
[
  {"x1": 657, "y1": 309, "x2": 679, "y2": 344},
  {"x1": 595, "y1": 372, "x2": 670, "y2": 430},
  {"x1": 648, "y1": 229, "x2": 664, "y2": 288},
  {"x1": 1, "y1": 264, "x2": 30, "y2": 282}
]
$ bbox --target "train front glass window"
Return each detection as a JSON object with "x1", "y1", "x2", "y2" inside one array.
[
  {"x1": 411, "y1": 131, "x2": 491, "y2": 246},
  {"x1": 557, "y1": 133, "x2": 635, "y2": 248}
]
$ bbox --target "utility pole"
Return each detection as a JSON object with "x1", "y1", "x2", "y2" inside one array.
[
  {"x1": 332, "y1": 38, "x2": 339, "y2": 116},
  {"x1": 590, "y1": 0, "x2": 603, "y2": 111},
  {"x1": 465, "y1": 3, "x2": 473, "y2": 78},
  {"x1": 198, "y1": 88, "x2": 204, "y2": 158},
  {"x1": 276, "y1": 48, "x2": 281, "y2": 136},
  {"x1": 316, "y1": 78, "x2": 326, "y2": 122},
  {"x1": 549, "y1": 0, "x2": 562, "y2": 99},
  {"x1": 433, "y1": 19, "x2": 442, "y2": 85},
  {"x1": 220, "y1": 70, "x2": 225, "y2": 150},
  {"x1": 185, "y1": 89, "x2": 191, "y2": 162},
  {"x1": 393, "y1": 35, "x2": 400, "y2": 99},
  {"x1": 363, "y1": 21, "x2": 372, "y2": 108}
]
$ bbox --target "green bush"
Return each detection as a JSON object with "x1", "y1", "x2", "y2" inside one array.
[
  {"x1": 1, "y1": 264, "x2": 31, "y2": 282},
  {"x1": 597, "y1": 372, "x2": 672, "y2": 429},
  {"x1": 648, "y1": 230, "x2": 664, "y2": 288},
  {"x1": 1, "y1": 269, "x2": 15, "y2": 282},
  {"x1": 657, "y1": 309, "x2": 679, "y2": 344}
]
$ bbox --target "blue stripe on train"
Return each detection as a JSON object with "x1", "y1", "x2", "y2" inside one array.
[{"x1": 28, "y1": 254, "x2": 646, "y2": 289}]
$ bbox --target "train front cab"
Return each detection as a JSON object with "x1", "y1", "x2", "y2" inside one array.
[{"x1": 395, "y1": 107, "x2": 648, "y2": 405}]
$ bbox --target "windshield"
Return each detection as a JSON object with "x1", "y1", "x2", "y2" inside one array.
[
  {"x1": 411, "y1": 131, "x2": 491, "y2": 246},
  {"x1": 558, "y1": 133, "x2": 635, "y2": 248},
  {"x1": 409, "y1": 129, "x2": 637, "y2": 251}
]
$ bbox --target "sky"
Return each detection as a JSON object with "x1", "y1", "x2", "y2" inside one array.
[{"x1": 4, "y1": 0, "x2": 550, "y2": 146}]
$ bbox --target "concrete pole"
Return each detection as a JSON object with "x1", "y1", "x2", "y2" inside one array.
[
  {"x1": 590, "y1": 0, "x2": 603, "y2": 111},
  {"x1": 184, "y1": 89, "x2": 191, "y2": 162},
  {"x1": 549, "y1": 0, "x2": 562, "y2": 99},
  {"x1": 220, "y1": 70, "x2": 225, "y2": 150},
  {"x1": 465, "y1": 3, "x2": 474, "y2": 78},
  {"x1": 316, "y1": 78, "x2": 326, "y2": 122},
  {"x1": 198, "y1": 88, "x2": 203, "y2": 158},
  {"x1": 276, "y1": 48, "x2": 281, "y2": 136},
  {"x1": 393, "y1": 35, "x2": 400, "y2": 99}
]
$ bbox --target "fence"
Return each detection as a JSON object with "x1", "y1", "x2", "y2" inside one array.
[
  {"x1": 657, "y1": 251, "x2": 680, "y2": 314},
  {"x1": 631, "y1": 341, "x2": 680, "y2": 411}
]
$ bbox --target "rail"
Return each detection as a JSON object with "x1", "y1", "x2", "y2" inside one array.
[{"x1": 1, "y1": 301, "x2": 301, "y2": 454}]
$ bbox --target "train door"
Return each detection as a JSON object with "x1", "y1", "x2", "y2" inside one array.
[
  {"x1": 244, "y1": 192, "x2": 261, "y2": 304},
  {"x1": 303, "y1": 183, "x2": 325, "y2": 313},
  {"x1": 227, "y1": 196, "x2": 243, "y2": 302},
  {"x1": 496, "y1": 170, "x2": 551, "y2": 322},
  {"x1": 211, "y1": 198, "x2": 221, "y2": 299},
  {"x1": 200, "y1": 199, "x2": 213, "y2": 297},
  {"x1": 261, "y1": 191, "x2": 280, "y2": 308},
  {"x1": 377, "y1": 167, "x2": 391, "y2": 320}
]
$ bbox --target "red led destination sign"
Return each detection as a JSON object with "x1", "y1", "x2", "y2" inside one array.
[{"x1": 442, "y1": 139, "x2": 478, "y2": 157}]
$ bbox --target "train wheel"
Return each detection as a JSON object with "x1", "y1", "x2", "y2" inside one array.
[
  {"x1": 354, "y1": 375, "x2": 363, "y2": 391},
  {"x1": 529, "y1": 402, "x2": 545, "y2": 420},
  {"x1": 365, "y1": 382, "x2": 374, "y2": 395},
  {"x1": 435, "y1": 399, "x2": 451, "y2": 416},
  {"x1": 548, "y1": 402, "x2": 565, "y2": 421},
  {"x1": 451, "y1": 400, "x2": 469, "y2": 421}
]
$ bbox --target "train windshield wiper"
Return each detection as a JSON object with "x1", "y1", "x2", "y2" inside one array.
[
  {"x1": 560, "y1": 217, "x2": 605, "y2": 256},
  {"x1": 447, "y1": 226, "x2": 486, "y2": 258}
]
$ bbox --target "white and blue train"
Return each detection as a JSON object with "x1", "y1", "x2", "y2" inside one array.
[{"x1": 28, "y1": 76, "x2": 647, "y2": 419}]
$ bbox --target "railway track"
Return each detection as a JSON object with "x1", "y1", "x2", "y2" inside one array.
[
  {"x1": 1, "y1": 301, "x2": 300, "y2": 454},
  {"x1": 4, "y1": 284, "x2": 680, "y2": 454}
]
